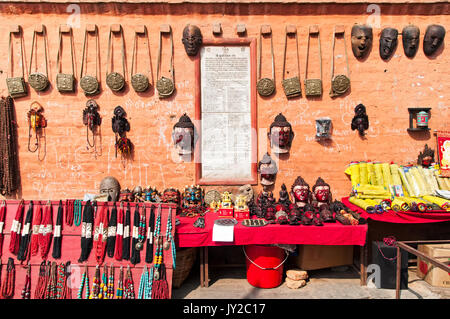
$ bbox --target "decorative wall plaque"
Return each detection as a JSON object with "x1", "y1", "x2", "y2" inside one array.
[
  {"x1": 28, "y1": 25, "x2": 49, "y2": 92},
  {"x1": 282, "y1": 25, "x2": 302, "y2": 98},
  {"x1": 305, "y1": 25, "x2": 323, "y2": 97},
  {"x1": 6, "y1": 26, "x2": 27, "y2": 98},
  {"x1": 156, "y1": 25, "x2": 175, "y2": 98},
  {"x1": 131, "y1": 25, "x2": 151, "y2": 93},
  {"x1": 329, "y1": 26, "x2": 350, "y2": 98},
  {"x1": 106, "y1": 25, "x2": 126, "y2": 92},
  {"x1": 195, "y1": 39, "x2": 257, "y2": 185},
  {"x1": 56, "y1": 25, "x2": 75, "y2": 92},
  {"x1": 257, "y1": 26, "x2": 275, "y2": 97},
  {"x1": 80, "y1": 25, "x2": 100, "y2": 96}
]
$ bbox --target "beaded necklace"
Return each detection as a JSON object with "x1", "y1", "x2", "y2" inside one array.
[
  {"x1": 89, "y1": 265, "x2": 100, "y2": 299},
  {"x1": 46, "y1": 262, "x2": 58, "y2": 299},
  {"x1": 164, "y1": 206, "x2": 176, "y2": 269},
  {"x1": 55, "y1": 262, "x2": 66, "y2": 299},
  {"x1": 138, "y1": 264, "x2": 148, "y2": 299},
  {"x1": 74, "y1": 200, "x2": 82, "y2": 227},
  {"x1": 122, "y1": 203, "x2": 131, "y2": 260},
  {"x1": 115, "y1": 266, "x2": 123, "y2": 299},
  {"x1": 77, "y1": 265, "x2": 89, "y2": 299},
  {"x1": 136, "y1": 203, "x2": 146, "y2": 251},
  {"x1": 17, "y1": 201, "x2": 34, "y2": 262},
  {"x1": 64, "y1": 261, "x2": 72, "y2": 299},
  {"x1": 39, "y1": 201, "x2": 53, "y2": 260},
  {"x1": 78, "y1": 201, "x2": 94, "y2": 263},
  {"x1": 1, "y1": 257, "x2": 15, "y2": 299},
  {"x1": 99, "y1": 264, "x2": 108, "y2": 299},
  {"x1": 130, "y1": 204, "x2": 140, "y2": 265},
  {"x1": 21, "y1": 263, "x2": 31, "y2": 299},
  {"x1": 107, "y1": 203, "x2": 118, "y2": 258},
  {"x1": 34, "y1": 260, "x2": 48, "y2": 299},
  {"x1": 51, "y1": 201, "x2": 63, "y2": 259},
  {"x1": 106, "y1": 264, "x2": 115, "y2": 299},
  {"x1": 123, "y1": 265, "x2": 135, "y2": 299},
  {"x1": 153, "y1": 205, "x2": 163, "y2": 280},
  {"x1": 0, "y1": 200, "x2": 6, "y2": 257},
  {"x1": 65, "y1": 199, "x2": 74, "y2": 226},
  {"x1": 30, "y1": 201, "x2": 42, "y2": 256},
  {"x1": 9, "y1": 199, "x2": 25, "y2": 255},
  {"x1": 114, "y1": 202, "x2": 124, "y2": 261},
  {"x1": 94, "y1": 205, "x2": 109, "y2": 265},
  {"x1": 145, "y1": 205, "x2": 155, "y2": 264}
]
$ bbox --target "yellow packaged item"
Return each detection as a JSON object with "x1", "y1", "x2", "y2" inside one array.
[
  {"x1": 345, "y1": 162, "x2": 360, "y2": 187},
  {"x1": 359, "y1": 161, "x2": 368, "y2": 185},
  {"x1": 398, "y1": 167, "x2": 413, "y2": 197},
  {"x1": 374, "y1": 162, "x2": 384, "y2": 186},
  {"x1": 348, "y1": 196, "x2": 373, "y2": 210},
  {"x1": 422, "y1": 195, "x2": 450, "y2": 210},
  {"x1": 367, "y1": 162, "x2": 376, "y2": 185},
  {"x1": 381, "y1": 163, "x2": 394, "y2": 187}
]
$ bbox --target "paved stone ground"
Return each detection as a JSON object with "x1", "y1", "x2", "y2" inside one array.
[{"x1": 172, "y1": 265, "x2": 450, "y2": 299}]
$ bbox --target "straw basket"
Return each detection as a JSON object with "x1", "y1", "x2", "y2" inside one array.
[{"x1": 172, "y1": 247, "x2": 197, "y2": 288}]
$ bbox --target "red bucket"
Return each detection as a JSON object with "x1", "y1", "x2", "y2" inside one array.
[{"x1": 244, "y1": 245, "x2": 288, "y2": 288}]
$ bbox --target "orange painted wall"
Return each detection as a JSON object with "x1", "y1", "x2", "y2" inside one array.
[{"x1": 0, "y1": 2, "x2": 448, "y2": 201}]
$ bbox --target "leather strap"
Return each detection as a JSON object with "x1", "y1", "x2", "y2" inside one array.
[
  {"x1": 107, "y1": 25, "x2": 126, "y2": 77},
  {"x1": 57, "y1": 26, "x2": 75, "y2": 75},
  {"x1": 305, "y1": 26, "x2": 322, "y2": 81},
  {"x1": 29, "y1": 26, "x2": 49, "y2": 78},
  {"x1": 80, "y1": 25, "x2": 99, "y2": 79},
  {"x1": 282, "y1": 26, "x2": 300, "y2": 81},
  {"x1": 131, "y1": 26, "x2": 152, "y2": 82},
  {"x1": 330, "y1": 26, "x2": 350, "y2": 81},
  {"x1": 156, "y1": 26, "x2": 174, "y2": 82},
  {"x1": 257, "y1": 26, "x2": 274, "y2": 81},
  {"x1": 8, "y1": 27, "x2": 25, "y2": 78}
]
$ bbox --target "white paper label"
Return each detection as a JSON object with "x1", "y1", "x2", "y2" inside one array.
[{"x1": 212, "y1": 223, "x2": 234, "y2": 242}]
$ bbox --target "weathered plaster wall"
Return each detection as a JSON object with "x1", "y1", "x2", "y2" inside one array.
[{"x1": 0, "y1": 2, "x2": 448, "y2": 200}]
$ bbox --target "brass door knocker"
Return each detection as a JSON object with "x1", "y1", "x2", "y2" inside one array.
[
  {"x1": 131, "y1": 25, "x2": 152, "y2": 93},
  {"x1": 80, "y1": 25, "x2": 100, "y2": 96},
  {"x1": 106, "y1": 25, "x2": 126, "y2": 92},
  {"x1": 156, "y1": 25, "x2": 175, "y2": 98},
  {"x1": 282, "y1": 25, "x2": 302, "y2": 98},
  {"x1": 28, "y1": 25, "x2": 49, "y2": 92},
  {"x1": 329, "y1": 26, "x2": 350, "y2": 98},
  {"x1": 56, "y1": 25, "x2": 76, "y2": 93},
  {"x1": 257, "y1": 25, "x2": 275, "y2": 97},
  {"x1": 305, "y1": 25, "x2": 323, "y2": 97},
  {"x1": 6, "y1": 25, "x2": 27, "y2": 98}
]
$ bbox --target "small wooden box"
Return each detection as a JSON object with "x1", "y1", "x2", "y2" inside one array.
[
  {"x1": 218, "y1": 208, "x2": 234, "y2": 218},
  {"x1": 234, "y1": 210, "x2": 249, "y2": 220}
]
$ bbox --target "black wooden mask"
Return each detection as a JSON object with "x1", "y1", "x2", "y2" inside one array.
[
  {"x1": 379, "y1": 28, "x2": 398, "y2": 60},
  {"x1": 351, "y1": 104, "x2": 369, "y2": 136}
]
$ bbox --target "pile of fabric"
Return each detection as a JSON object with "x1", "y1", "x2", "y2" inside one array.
[{"x1": 345, "y1": 161, "x2": 450, "y2": 212}]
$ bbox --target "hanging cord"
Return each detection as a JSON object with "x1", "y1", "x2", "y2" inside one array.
[
  {"x1": 1, "y1": 257, "x2": 15, "y2": 299},
  {"x1": 145, "y1": 205, "x2": 155, "y2": 264},
  {"x1": 17, "y1": 201, "x2": 34, "y2": 262},
  {"x1": 9, "y1": 199, "x2": 25, "y2": 255},
  {"x1": 122, "y1": 202, "x2": 131, "y2": 260},
  {"x1": 78, "y1": 201, "x2": 94, "y2": 263},
  {"x1": 0, "y1": 201, "x2": 6, "y2": 257},
  {"x1": 94, "y1": 204, "x2": 109, "y2": 265},
  {"x1": 38, "y1": 201, "x2": 53, "y2": 260},
  {"x1": 30, "y1": 201, "x2": 42, "y2": 256},
  {"x1": 77, "y1": 264, "x2": 89, "y2": 299},
  {"x1": 21, "y1": 263, "x2": 31, "y2": 299},
  {"x1": 123, "y1": 265, "x2": 135, "y2": 299},
  {"x1": 107, "y1": 202, "x2": 118, "y2": 258},
  {"x1": 116, "y1": 266, "x2": 123, "y2": 299},
  {"x1": 114, "y1": 202, "x2": 124, "y2": 261},
  {"x1": 52, "y1": 200, "x2": 63, "y2": 259}
]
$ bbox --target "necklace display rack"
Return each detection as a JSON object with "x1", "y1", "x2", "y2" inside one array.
[{"x1": 0, "y1": 200, "x2": 176, "y2": 299}]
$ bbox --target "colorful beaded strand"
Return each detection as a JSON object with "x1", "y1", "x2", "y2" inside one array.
[
  {"x1": 166, "y1": 207, "x2": 176, "y2": 269},
  {"x1": 106, "y1": 264, "x2": 114, "y2": 299},
  {"x1": 115, "y1": 266, "x2": 123, "y2": 299}
]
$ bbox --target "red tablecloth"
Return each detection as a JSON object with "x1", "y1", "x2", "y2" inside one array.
[
  {"x1": 341, "y1": 197, "x2": 450, "y2": 224},
  {"x1": 175, "y1": 212, "x2": 368, "y2": 247}
]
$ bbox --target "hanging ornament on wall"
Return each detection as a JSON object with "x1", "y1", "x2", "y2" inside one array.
[
  {"x1": 27, "y1": 101, "x2": 47, "y2": 159},
  {"x1": 56, "y1": 25, "x2": 76, "y2": 93},
  {"x1": 351, "y1": 104, "x2": 369, "y2": 136},
  {"x1": 282, "y1": 25, "x2": 302, "y2": 98},
  {"x1": 268, "y1": 113, "x2": 294, "y2": 154},
  {"x1": 329, "y1": 25, "x2": 350, "y2": 98},
  {"x1": 172, "y1": 113, "x2": 195, "y2": 155},
  {"x1": 131, "y1": 25, "x2": 152, "y2": 93},
  {"x1": 305, "y1": 25, "x2": 323, "y2": 97},
  {"x1": 423, "y1": 24, "x2": 446, "y2": 57},
  {"x1": 82, "y1": 99, "x2": 102, "y2": 153},
  {"x1": 315, "y1": 117, "x2": 332, "y2": 140},
  {"x1": 28, "y1": 25, "x2": 50, "y2": 92},
  {"x1": 182, "y1": 24, "x2": 203, "y2": 56},
  {"x1": 156, "y1": 24, "x2": 175, "y2": 98},
  {"x1": 6, "y1": 25, "x2": 27, "y2": 98},
  {"x1": 379, "y1": 27, "x2": 398, "y2": 60},
  {"x1": 258, "y1": 153, "x2": 278, "y2": 187},
  {"x1": 80, "y1": 25, "x2": 100, "y2": 96},
  {"x1": 350, "y1": 24, "x2": 373, "y2": 59},
  {"x1": 112, "y1": 106, "x2": 133, "y2": 159},
  {"x1": 106, "y1": 25, "x2": 126, "y2": 92},
  {"x1": 257, "y1": 25, "x2": 275, "y2": 97},
  {"x1": 402, "y1": 25, "x2": 420, "y2": 58}
]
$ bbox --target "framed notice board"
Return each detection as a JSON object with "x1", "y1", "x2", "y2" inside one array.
[{"x1": 194, "y1": 38, "x2": 257, "y2": 185}]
